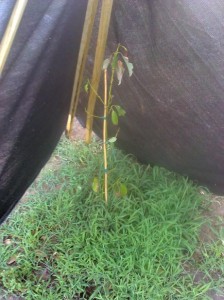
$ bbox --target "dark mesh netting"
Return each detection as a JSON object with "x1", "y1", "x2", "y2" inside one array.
[
  {"x1": 0, "y1": 0, "x2": 87, "y2": 223},
  {"x1": 77, "y1": 0, "x2": 224, "y2": 195}
]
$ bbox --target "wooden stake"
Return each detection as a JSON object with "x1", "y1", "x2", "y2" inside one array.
[
  {"x1": 85, "y1": 0, "x2": 114, "y2": 144},
  {"x1": 0, "y1": 0, "x2": 28, "y2": 76},
  {"x1": 65, "y1": 0, "x2": 99, "y2": 138}
]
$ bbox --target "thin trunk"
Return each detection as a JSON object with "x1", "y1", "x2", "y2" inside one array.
[{"x1": 103, "y1": 69, "x2": 108, "y2": 204}]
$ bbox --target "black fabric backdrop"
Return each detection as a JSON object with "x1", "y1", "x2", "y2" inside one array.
[
  {"x1": 1, "y1": 0, "x2": 224, "y2": 224},
  {"x1": 0, "y1": 0, "x2": 87, "y2": 223},
  {"x1": 77, "y1": 0, "x2": 224, "y2": 195}
]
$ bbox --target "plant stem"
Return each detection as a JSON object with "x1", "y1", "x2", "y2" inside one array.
[
  {"x1": 108, "y1": 47, "x2": 119, "y2": 105},
  {"x1": 103, "y1": 69, "x2": 108, "y2": 204}
]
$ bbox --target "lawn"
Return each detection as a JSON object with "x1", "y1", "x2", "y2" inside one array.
[{"x1": 0, "y1": 138, "x2": 223, "y2": 299}]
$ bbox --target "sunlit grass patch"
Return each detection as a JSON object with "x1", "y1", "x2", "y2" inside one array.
[{"x1": 0, "y1": 139, "x2": 223, "y2": 299}]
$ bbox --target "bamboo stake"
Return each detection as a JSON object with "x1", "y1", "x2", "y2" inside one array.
[
  {"x1": 65, "y1": 0, "x2": 99, "y2": 138},
  {"x1": 0, "y1": 0, "x2": 28, "y2": 76},
  {"x1": 103, "y1": 68, "x2": 108, "y2": 204},
  {"x1": 85, "y1": 0, "x2": 114, "y2": 144}
]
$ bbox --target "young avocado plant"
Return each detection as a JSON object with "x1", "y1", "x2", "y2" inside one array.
[{"x1": 85, "y1": 44, "x2": 133, "y2": 203}]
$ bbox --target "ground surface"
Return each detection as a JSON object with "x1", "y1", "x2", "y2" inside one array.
[{"x1": 0, "y1": 119, "x2": 224, "y2": 299}]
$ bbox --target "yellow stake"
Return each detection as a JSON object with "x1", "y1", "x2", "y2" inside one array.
[
  {"x1": 0, "y1": 0, "x2": 28, "y2": 76},
  {"x1": 65, "y1": 0, "x2": 99, "y2": 138},
  {"x1": 103, "y1": 68, "x2": 108, "y2": 204},
  {"x1": 85, "y1": 0, "x2": 114, "y2": 144}
]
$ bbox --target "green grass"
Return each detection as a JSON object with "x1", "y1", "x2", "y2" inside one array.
[{"x1": 0, "y1": 139, "x2": 223, "y2": 299}]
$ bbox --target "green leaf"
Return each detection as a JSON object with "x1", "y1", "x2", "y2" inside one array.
[
  {"x1": 111, "y1": 53, "x2": 118, "y2": 69},
  {"x1": 108, "y1": 137, "x2": 117, "y2": 143},
  {"x1": 120, "y1": 183, "x2": 128, "y2": 197},
  {"x1": 121, "y1": 54, "x2": 133, "y2": 76},
  {"x1": 115, "y1": 105, "x2": 126, "y2": 117},
  {"x1": 111, "y1": 110, "x2": 118, "y2": 125},
  {"x1": 102, "y1": 57, "x2": 111, "y2": 70},
  {"x1": 92, "y1": 177, "x2": 99, "y2": 193},
  {"x1": 84, "y1": 81, "x2": 89, "y2": 93},
  {"x1": 115, "y1": 183, "x2": 128, "y2": 197}
]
